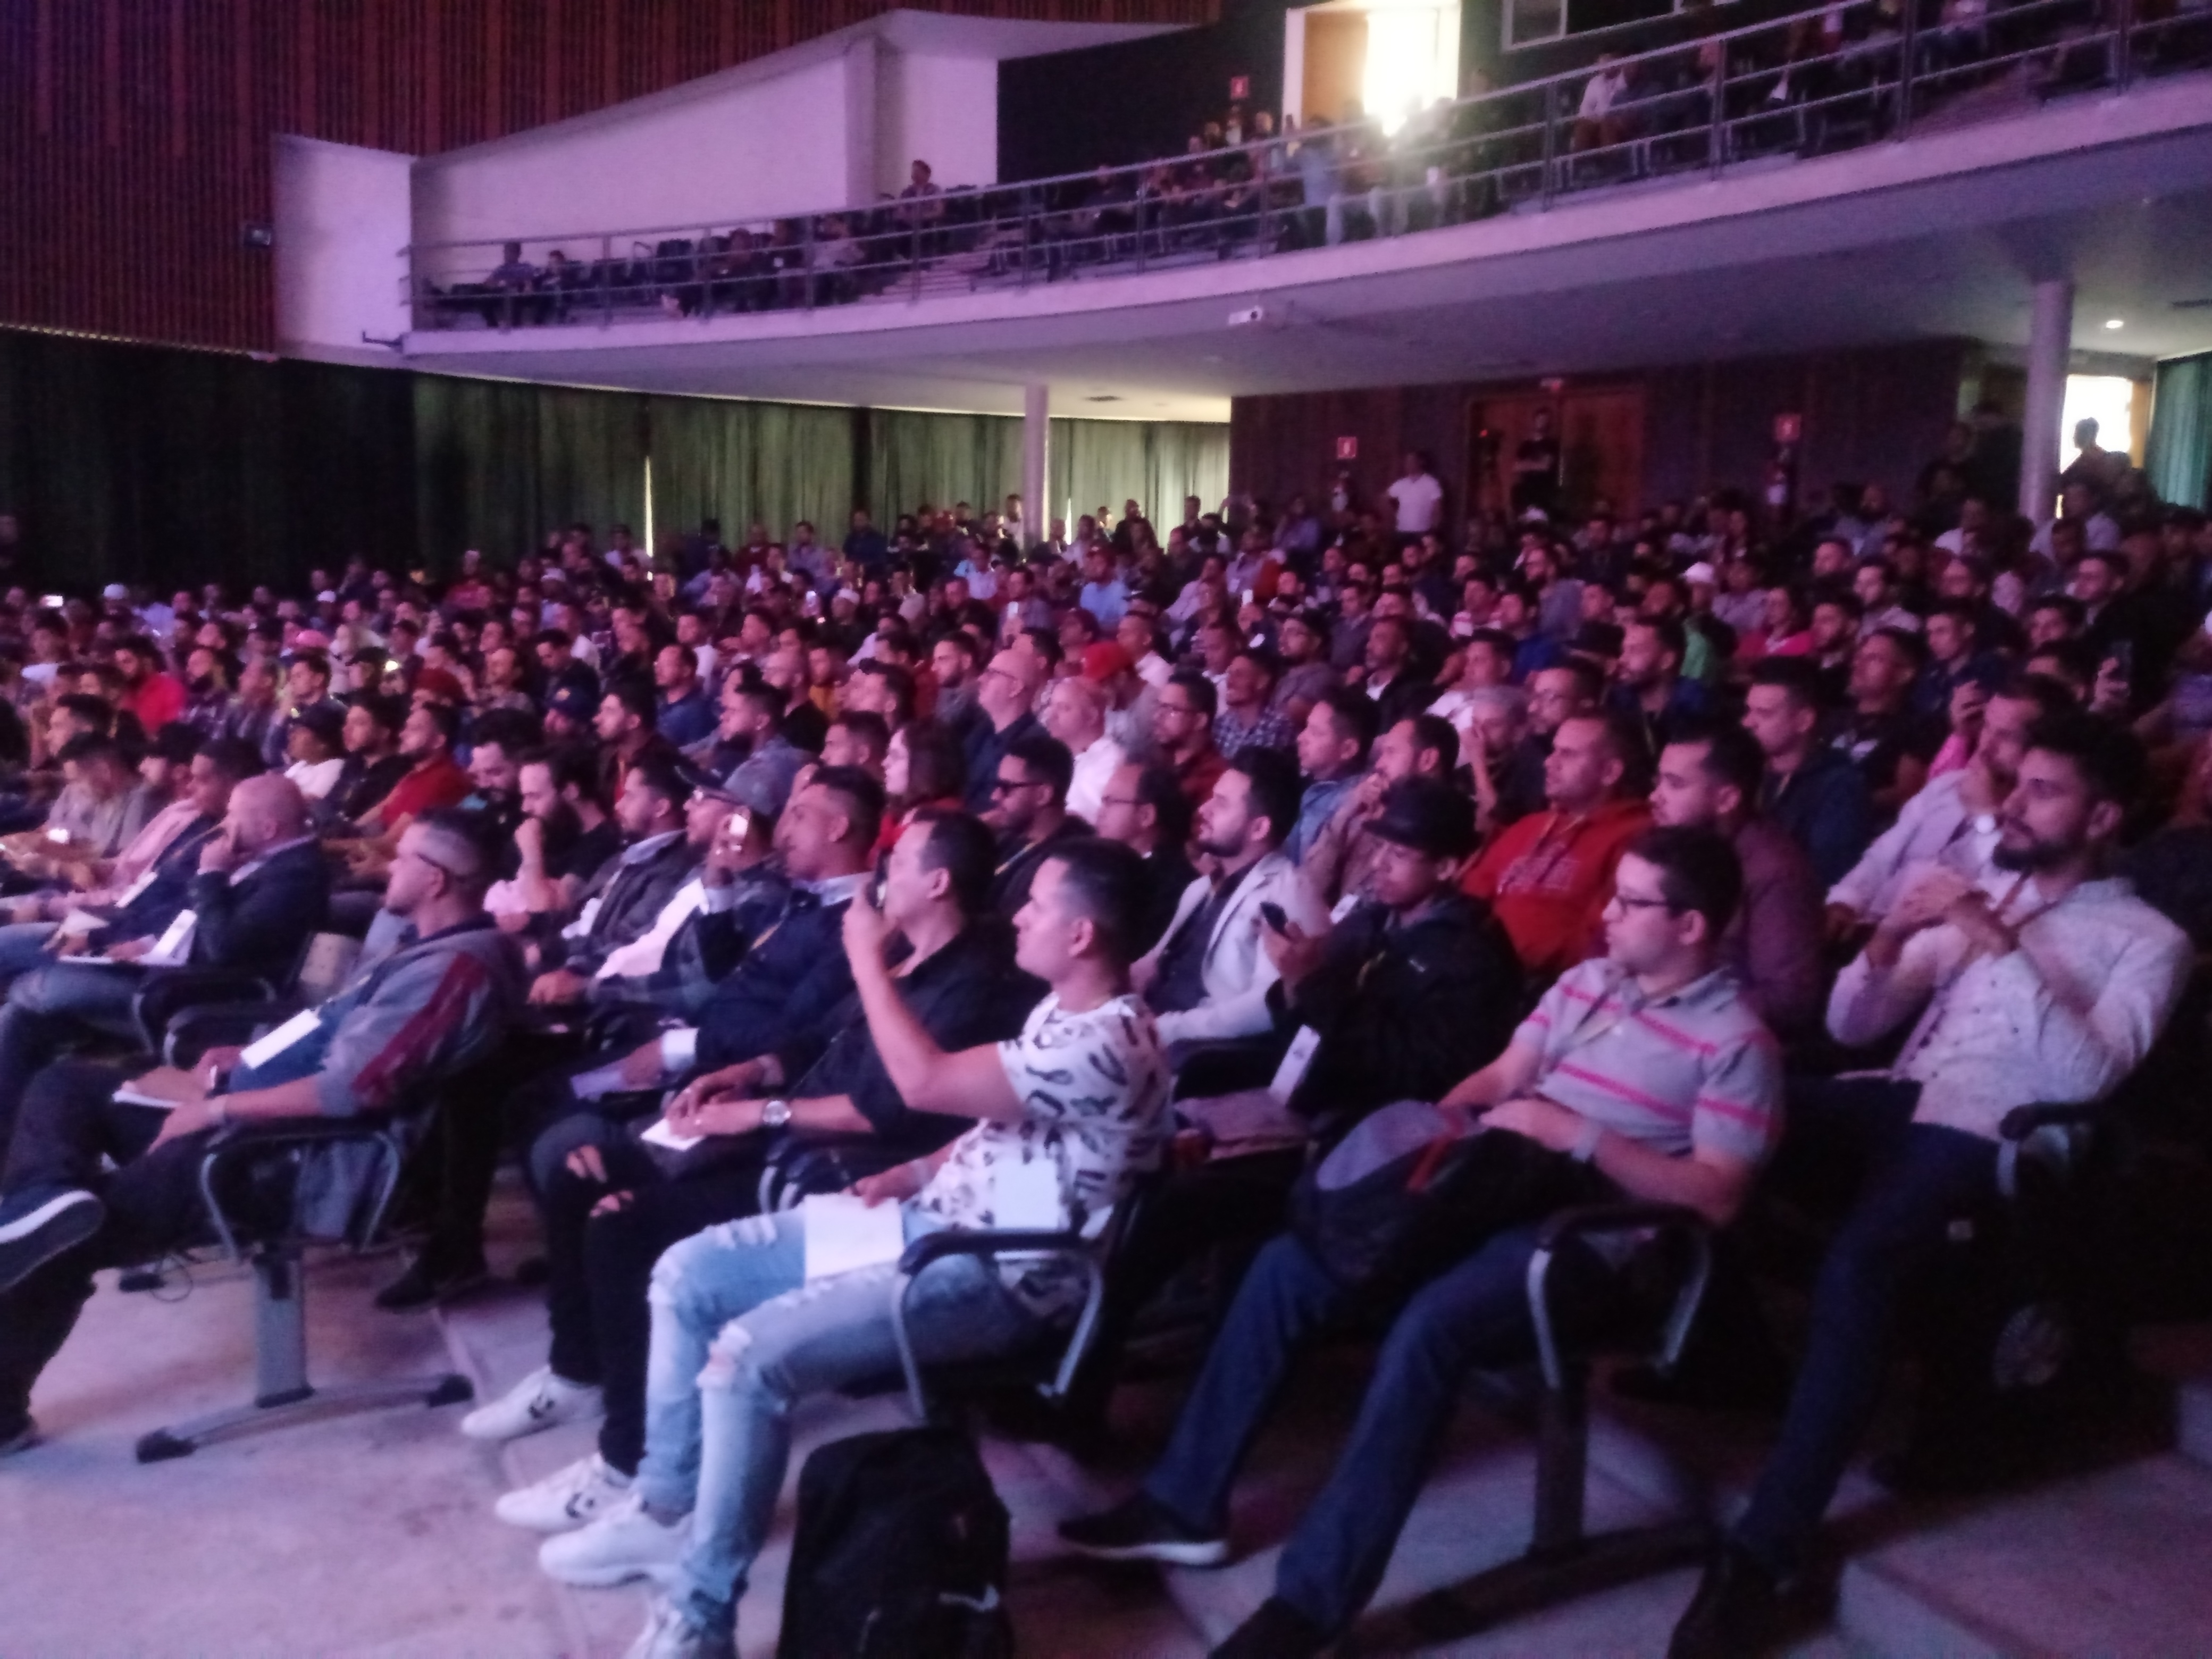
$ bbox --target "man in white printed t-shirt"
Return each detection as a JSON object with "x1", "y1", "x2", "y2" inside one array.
[
  {"x1": 544, "y1": 837, "x2": 1169, "y2": 1658},
  {"x1": 1385, "y1": 450, "x2": 1444, "y2": 544}
]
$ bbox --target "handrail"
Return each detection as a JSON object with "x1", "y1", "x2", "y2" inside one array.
[{"x1": 401, "y1": 0, "x2": 2202, "y2": 330}]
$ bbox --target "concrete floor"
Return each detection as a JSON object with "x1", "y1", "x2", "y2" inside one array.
[{"x1": 8, "y1": 1189, "x2": 2212, "y2": 1658}]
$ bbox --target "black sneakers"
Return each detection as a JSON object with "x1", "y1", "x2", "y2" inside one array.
[
  {"x1": 1057, "y1": 1492, "x2": 1230, "y2": 1567},
  {"x1": 1668, "y1": 1543, "x2": 1784, "y2": 1659},
  {"x1": 0, "y1": 1188, "x2": 105, "y2": 1295},
  {"x1": 1210, "y1": 1597, "x2": 1330, "y2": 1659}
]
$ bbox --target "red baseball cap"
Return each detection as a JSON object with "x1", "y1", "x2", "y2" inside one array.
[{"x1": 1081, "y1": 641, "x2": 1133, "y2": 682}]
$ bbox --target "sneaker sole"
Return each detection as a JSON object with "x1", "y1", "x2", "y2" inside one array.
[
  {"x1": 538, "y1": 1552, "x2": 683, "y2": 1589},
  {"x1": 459, "y1": 1396, "x2": 604, "y2": 1443},
  {"x1": 1060, "y1": 1534, "x2": 1230, "y2": 1568},
  {"x1": 495, "y1": 1496, "x2": 623, "y2": 1534},
  {"x1": 0, "y1": 1194, "x2": 104, "y2": 1296}
]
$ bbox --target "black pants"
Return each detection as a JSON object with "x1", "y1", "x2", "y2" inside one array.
[
  {"x1": 1065, "y1": 1147, "x2": 1307, "y2": 1429},
  {"x1": 0, "y1": 1060, "x2": 240, "y2": 1418},
  {"x1": 526, "y1": 1110, "x2": 768, "y2": 1476}
]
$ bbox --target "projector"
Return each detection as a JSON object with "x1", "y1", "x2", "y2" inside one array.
[{"x1": 1227, "y1": 305, "x2": 1269, "y2": 328}]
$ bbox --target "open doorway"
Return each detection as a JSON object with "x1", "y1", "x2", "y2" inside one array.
[{"x1": 1285, "y1": 1, "x2": 1463, "y2": 133}]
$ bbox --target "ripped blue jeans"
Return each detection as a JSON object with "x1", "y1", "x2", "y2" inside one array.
[{"x1": 635, "y1": 1207, "x2": 1043, "y2": 1633}]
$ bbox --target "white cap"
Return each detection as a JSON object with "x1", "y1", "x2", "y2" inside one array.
[
  {"x1": 316, "y1": 589, "x2": 338, "y2": 604},
  {"x1": 102, "y1": 583, "x2": 129, "y2": 601},
  {"x1": 1682, "y1": 562, "x2": 1718, "y2": 586}
]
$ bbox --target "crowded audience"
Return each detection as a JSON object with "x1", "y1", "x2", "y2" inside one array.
[{"x1": 0, "y1": 438, "x2": 2205, "y2": 1659}]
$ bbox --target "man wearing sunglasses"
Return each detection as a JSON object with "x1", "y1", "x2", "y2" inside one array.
[{"x1": 983, "y1": 731, "x2": 1085, "y2": 918}]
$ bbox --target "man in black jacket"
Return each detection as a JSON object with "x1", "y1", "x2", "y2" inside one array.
[
  {"x1": 0, "y1": 768, "x2": 328, "y2": 1147},
  {"x1": 468, "y1": 805, "x2": 1038, "y2": 1536},
  {"x1": 526, "y1": 758, "x2": 699, "y2": 1006},
  {"x1": 1068, "y1": 776, "x2": 1522, "y2": 1434}
]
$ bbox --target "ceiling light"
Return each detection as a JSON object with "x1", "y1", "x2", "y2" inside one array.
[{"x1": 2105, "y1": 318, "x2": 2125, "y2": 329}]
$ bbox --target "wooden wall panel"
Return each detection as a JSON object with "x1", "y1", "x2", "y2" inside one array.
[
  {"x1": 1, "y1": 0, "x2": 1217, "y2": 354},
  {"x1": 1231, "y1": 341, "x2": 1976, "y2": 533}
]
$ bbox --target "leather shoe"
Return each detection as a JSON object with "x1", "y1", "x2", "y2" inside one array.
[{"x1": 1668, "y1": 1544, "x2": 1782, "y2": 1659}]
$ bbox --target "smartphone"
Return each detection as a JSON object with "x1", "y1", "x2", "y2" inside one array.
[
  {"x1": 723, "y1": 806, "x2": 751, "y2": 846},
  {"x1": 1259, "y1": 900, "x2": 1289, "y2": 934},
  {"x1": 870, "y1": 856, "x2": 891, "y2": 909}
]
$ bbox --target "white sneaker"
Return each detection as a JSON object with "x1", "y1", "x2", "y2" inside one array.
[
  {"x1": 622, "y1": 1593, "x2": 734, "y2": 1659},
  {"x1": 495, "y1": 1452, "x2": 633, "y2": 1532},
  {"x1": 538, "y1": 1491, "x2": 690, "y2": 1588},
  {"x1": 460, "y1": 1365, "x2": 602, "y2": 1442}
]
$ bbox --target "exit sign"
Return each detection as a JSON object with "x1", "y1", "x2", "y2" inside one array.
[
  {"x1": 1774, "y1": 412, "x2": 1803, "y2": 443},
  {"x1": 1230, "y1": 74, "x2": 1251, "y2": 101},
  {"x1": 1335, "y1": 435, "x2": 1358, "y2": 460}
]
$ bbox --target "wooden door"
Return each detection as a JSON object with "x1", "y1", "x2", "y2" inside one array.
[
  {"x1": 1559, "y1": 387, "x2": 1645, "y2": 518},
  {"x1": 1468, "y1": 392, "x2": 1555, "y2": 517},
  {"x1": 1303, "y1": 11, "x2": 1369, "y2": 127}
]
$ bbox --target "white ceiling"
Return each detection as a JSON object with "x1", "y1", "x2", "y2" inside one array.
[{"x1": 400, "y1": 75, "x2": 2212, "y2": 419}]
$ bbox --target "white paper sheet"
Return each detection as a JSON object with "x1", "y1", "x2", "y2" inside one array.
[
  {"x1": 239, "y1": 1008, "x2": 322, "y2": 1069},
  {"x1": 800, "y1": 1193, "x2": 907, "y2": 1282}
]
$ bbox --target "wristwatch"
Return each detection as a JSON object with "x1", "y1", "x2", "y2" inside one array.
[{"x1": 760, "y1": 1098, "x2": 792, "y2": 1130}]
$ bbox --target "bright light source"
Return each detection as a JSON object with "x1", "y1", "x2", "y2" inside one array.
[
  {"x1": 1359, "y1": 2, "x2": 1461, "y2": 136},
  {"x1": 2060, "y1": 374, "x2": 2136, "y2": 467},
  {"x1": 2104, "y1": 317, "x2": 2126, "y2": 330}
]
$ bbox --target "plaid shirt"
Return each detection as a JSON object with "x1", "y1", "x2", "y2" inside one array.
[{"x1": 1214, "y1": 703, "x2": 1296, "y2": 760}]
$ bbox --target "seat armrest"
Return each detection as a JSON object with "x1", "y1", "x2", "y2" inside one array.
[
  {"x1": 888, "y1": 1228, "x2": 1099, "y2": 1421},
  {"x1": 1996, "y1": 1101, "x2": 2100, "y2": 1198},
  {"x1": 1535, "y1": 1201, "x2": 1711, "y2": 1252},
  {"x1": 1528, "y1": 1203, "x2": 1713, "y2": 1392},
  {"x1": 1998, "y1": 1101, "x2": 2100, "y2": 1141},
  {"x1": 897, "y1": 1229, "x2": 1084, "y2": 1273},
  {"x1": 195, "y1": 1117, "x2": 406, "y2": 1261}
]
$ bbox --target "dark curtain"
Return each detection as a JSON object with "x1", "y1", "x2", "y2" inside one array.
[
  {"x1": 0, "y1": 328, "x2": 1225, "y2": 590},
  {"x1": 0, "y1": 328, "x2": 416, "y2": 592}
]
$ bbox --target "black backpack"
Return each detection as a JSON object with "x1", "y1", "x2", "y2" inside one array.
[{"x1": 777, "y1": 1427, "x2": 1014, "y2": 1659}]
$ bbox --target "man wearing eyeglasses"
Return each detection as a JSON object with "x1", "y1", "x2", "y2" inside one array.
[
  {"x1": 0, "y1": 810, "x2": 524, "y2": 1456},
  {"x1": 1061, "y1": 825, "x2": 1777, "y2": 1657},
  {"x1": 1152, "y1": 669, "x2": 1228, "y2": 808},
  {"x1": 960, "y1": 648, "x2": 1043, "y2": 813}
]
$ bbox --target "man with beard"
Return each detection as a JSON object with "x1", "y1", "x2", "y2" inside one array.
[
  {"x1": 504, "y1": 746, "x2": 622, "y2": 920},
  {"x1": 1670, "y1": 712, "x2": 2192, "y2": 1656}
]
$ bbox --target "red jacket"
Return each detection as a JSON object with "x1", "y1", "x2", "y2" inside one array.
[{"x1": 1461, "y1": 796, "x2": 1650, "y2": 981}]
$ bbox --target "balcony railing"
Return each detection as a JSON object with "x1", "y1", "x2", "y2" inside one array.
[{"x1": 404, "y1": 0, "x2": 2209, "y2": 336}]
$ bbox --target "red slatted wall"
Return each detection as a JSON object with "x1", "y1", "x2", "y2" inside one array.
[{"x1": 1, "y1": 0, "x2": 1217, "y2": 353}]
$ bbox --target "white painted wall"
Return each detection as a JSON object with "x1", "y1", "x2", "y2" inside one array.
[
  {"x1": 272, "y1": 135, "x2": 415, "y2": 364},
  {"x1": 876, "y1": 53, "x2": 1001, "y2": 199},
  {"x1": 413, "y1": 53, "x2": 857, "y2": 252}
]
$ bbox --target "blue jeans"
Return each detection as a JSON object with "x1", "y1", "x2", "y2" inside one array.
[
  {"x1": 1143, "y1": 1224, "x2": 1613, "y2": 1638},
  {"x1": 1730, "y1": 1077, "x2": 1999, "y2": 1575},
  {"x1": 0, "y1": 920, "x2": 60, "y2": 978},
  {"x1": 636, "y1": 1208, "x2": 1044, "y2": 1633},
  {"x1": 0, "y1": 959, "x2": 147, "y2": 1146}
]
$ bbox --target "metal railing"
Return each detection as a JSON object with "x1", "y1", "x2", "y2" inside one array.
[{"x1": 404, "y1": 0, "x2": 2209, "y2": 336}]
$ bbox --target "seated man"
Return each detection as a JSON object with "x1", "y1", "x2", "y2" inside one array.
[
  {"x1": 1073, "y1": 778, "x2": 1524, "y2": 1435},
  {"x1": 1823, "y1": 673, "x2": 2071, "y2": 940},
  {"x1": 1063, "y1": 826, "x2": 1780, "y2": 1658},
  {"x1": 1303, "y1": 713, "x2": 1461, "y2": 912},
  {"x1": 1461, "y1": 710, "x2": 1651, "y2": 981},
  {"x1": 526, "y1": 758, "x2": 701, "y2": 1008},
  {"x1": 0, "y1": 767, "x2": 328, "y2": 1145},
  {"x1": 1135, "y1": 749, "x2": 1327, "y2": 1065},
  {"x1": 0, "y1": 809, "x2": 524, "y2": 1454},
  {"x1": 1669, "y1": 715, "x2": 2192, "y2": 1656},
  {"x1": 984, "y1": 731, "x2": 1087, "y2": 917},
  {"x1": 473, "y1": 809, "x2": 1038, "y2": 1531},
  {"x1": 541, "y1": 838, "x2": 1170, "y2": 1659}
]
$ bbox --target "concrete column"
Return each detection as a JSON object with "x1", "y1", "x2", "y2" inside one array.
[
  {"x1": 1021, "y1": 382, "x2": 1050, "y2": 551},
  {"x1": 2020, "y1": 278, "x2": 2073, "y2": 521}
]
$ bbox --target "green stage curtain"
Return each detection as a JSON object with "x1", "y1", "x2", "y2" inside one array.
[
  {"x1": 2148, "y1": 353, "x2": 2212, "y2": 513},
  {"x1": 1051, "y1": 418, "x2": 1230, "y2": 535},
  {"x1": 867, "y1": 408, "x2": 1023, "y2": 523}
]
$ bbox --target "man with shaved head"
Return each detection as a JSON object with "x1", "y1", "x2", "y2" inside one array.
[
  {"x1": 0, "y1": 808, "x2": 524, "y2": 1455},
  {"x1": 0, "y1": 766, "x2": 331, "y2": 1145},
  {"x1": 963, "y1": 646, "x2": 1045, "y2": 811}
]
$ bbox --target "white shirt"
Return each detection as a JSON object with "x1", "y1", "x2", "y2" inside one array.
[
  {"x1": 1387, "y1": 472, "x2": 1445, "y2": 536},
  {"x1": 597, "y1": 877, "x2": 708, "y2": 980},
  {"x1": 1829, "y1": 873, "x2": 2191, "y2": 1140},
  {"x1": 1826, "y1": 768, "x2": 1998, "y2": 921},
  {"x1": 284, "y1": 757, "x2": 348, "y2": 801},
  {"x1": 1578, "y1": 67, "x2": 1629, "y2": 119},
  {"x1": 1066, "y1": 735, "x2": 1126, "y2": 825}
]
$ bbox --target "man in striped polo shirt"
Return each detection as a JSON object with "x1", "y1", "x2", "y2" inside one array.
[{"x1": 1061, "y1": 825, "x2": 1782, "y2": 1658}]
